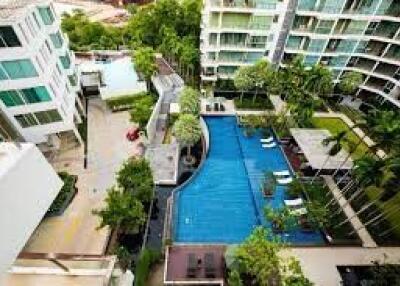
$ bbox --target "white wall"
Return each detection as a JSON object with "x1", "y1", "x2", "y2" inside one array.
[{"x1": 0, "y1": 143, "x2": 62, "y2": 278}]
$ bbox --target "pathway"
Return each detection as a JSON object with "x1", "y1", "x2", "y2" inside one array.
[
  {"x1": 323, "y1": 176, "x2": 377, "y2": 248},
  {"x1": 284, "y1": 246, "x2": 400, "y2": 286},
  {"x1": 25, "y1": 98, "x2": 137, "y2": 254}
]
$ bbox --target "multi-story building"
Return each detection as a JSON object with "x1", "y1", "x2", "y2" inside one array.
[
  {"x1": 0, "y1": 0, "x2": 84, "y2": 146},
  {"x1": 200, "y1": 0, "x2": 400, "y2": 109}
]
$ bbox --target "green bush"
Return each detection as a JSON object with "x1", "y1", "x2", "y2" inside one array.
[
  {"x1": 105, "y1": 92, "x2": 152, "y2": 111},
  {"x1": 48, "y1": 172, "x2": 76, "y2": 214},
  {"x1": 234, "y1": 97, "x2": 273, "y2": 110},
  {"x1": 134, "y1": 248, "x2": 162, "y2": 286}
]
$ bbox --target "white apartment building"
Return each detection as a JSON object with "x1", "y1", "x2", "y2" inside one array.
[
  {"x1": 200, "y1": 0, "x2": 400, "y2": 109},
  {"x1": 0, "y1": 0, "x2": 84, "y2": 147}
]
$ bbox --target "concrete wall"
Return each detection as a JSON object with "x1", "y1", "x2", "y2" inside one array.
[{"x1": 0, "y1": 143, "x2": 62, "y2": 278}]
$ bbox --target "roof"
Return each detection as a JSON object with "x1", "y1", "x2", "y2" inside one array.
[
  {"x1": 0, "y1": 0, "x2": 50, "y2": 20},
  {"x1": 290, "y1": 128, "x2": 353, "y2": 170},
  {"x1": 0, "y1": 143, "x2": 62, "y2": 278}
]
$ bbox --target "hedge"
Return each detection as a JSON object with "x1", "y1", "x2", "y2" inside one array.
[
  {"x1": 47, "y1": 172, "x2": 77, "y2": 216},
  {"x1": 105, "y1": 92, "x2": 151, "y2": 111}
]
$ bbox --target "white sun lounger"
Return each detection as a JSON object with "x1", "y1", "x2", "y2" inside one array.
[
  {"x1": 276, "y1": 177, "x2": 293, "y2": 185},
  {"x1": 284, "y1": 198, "x2": 304, "y2": 207},
  {"x1": 273, "y1": 170, "x2": 290, "y2": 177},
  {"x1": 290, "y1": 208, "x2": 308, "y2": 216},
  {"x1": 262, "y1": 142, "x2": 277, "y2": 148},
  {"x1": 260, "y1": 137, "x2": 274, "y2": 143}
]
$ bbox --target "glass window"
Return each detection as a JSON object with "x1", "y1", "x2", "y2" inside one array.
[
  {"x1": 20, "y1": 86, "x2": 51, "y2": 103},
  {"x1": 32, "y1": 12, "x2": 41, "y2": 30},
  {"x1": 15, "y1": 113, "x2": 38, "y2": 128},
  {"x1": 68, "y1": 74, "x2": 77, "y2": 86},
  {"x1": 60, "y1": 53, "x2": 71, "y2": 69},
  {"x1": 34, "y1": 109, "x2": 62, "y2": 124},
  {"x1": 0, "y1": 66, "x2": 7, "y2": 80},
  {"x1": 38, "y1": 7, "x2": 55, "y2": 25},
  {"x1": 0, "y1": 90, "x2": 24, "y2": 107},
  {"x1": 50, "y1": 31, "x2": 63, "y2": 48},
  {"x1": 1, "y1": 59, "x2": 38, "y2": 79},
  {"x1": 0, "y1": 26, "x2": 21, "y2": 48}
]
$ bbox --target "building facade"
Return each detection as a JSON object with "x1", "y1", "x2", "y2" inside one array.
[
  {"x1": 0, "y1": 0, "x2": 84, "y2": 146},
  {"x1": 200, "y1": 0, "x2": 400, "y2": 109}
]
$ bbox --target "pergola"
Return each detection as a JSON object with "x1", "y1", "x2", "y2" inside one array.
[{"x1": 290, "y1": 128, "x2": 353, "y2": 170}]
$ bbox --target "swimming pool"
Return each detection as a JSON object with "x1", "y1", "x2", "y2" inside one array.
[{"x1": 173, "y1": 116, "x2": 323, "y2": 244}]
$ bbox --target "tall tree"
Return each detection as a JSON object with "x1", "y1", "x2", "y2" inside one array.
[
  {"x1": 233, "y1": 66, "x2": 253, "y2": 102},
  {"x1": 179, "y1": 86, "x2": 201, "y2": 116},
  {"x1": 133, "y1": 47, "x2": 157, "y2": 90},
  {"x1": 117, "y1": 158, "x2": 154, "y2": 204},
  {"x1": 173, "y1": 114, "x2": 202, "y2": 164},
  {"x1": 93, "y1": 187, "x2": 146, "y2": 235}
]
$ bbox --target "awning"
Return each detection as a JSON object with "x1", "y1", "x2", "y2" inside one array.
[{"x1": 290, "y1": 128, "x2": 353, "y2": 170}]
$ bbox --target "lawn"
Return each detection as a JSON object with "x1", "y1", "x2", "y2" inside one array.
[{"x1": 311, "y1": 117, "x2": 371, "y2": 160}]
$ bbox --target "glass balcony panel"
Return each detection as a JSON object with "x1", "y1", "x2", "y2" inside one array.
[
  {"x1": 317, "y1": 0, "x2": 343, "y2": 13},
  {"x1": 248, "y1": 36, "x2": 267, "y2": 48},
  {"x1": 329, "y1": 56, "x2": 349, "y2": 68},
  {"x1": 220, "y1": 33, "x2": 247, "y2": 47},
  {"x1": 342, "y1": 20, "x2": 368, "y2": 34},
  {"x1": 210, "y1": 13, "x2": 220, "y2": 28},
  {"x1": 308, "y1": 39, "x2": 327, "y2": 52},
  {"x1": 314, "y1": 20, "x2": 334, "y2": 34},
  {"x1": 286, "y1": 36, "x2": 303, "y2": 49},
  {"x1": 304, "y1": 55, "x2": 319, "y2": 65},
  {"x1": 298, "y1": 0, "x2": 317, "y2": 11},
  {"x1": 336, "y1": 40, "x2": 357, "y2": 53},
  {"x1": 218, "y1": 66, "x2": 238, "y2": 75}
]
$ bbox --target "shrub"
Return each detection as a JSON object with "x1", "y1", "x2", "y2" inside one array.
[
  {"x1": 47, "y1": 172, "x2": 77, "y2": 214},
  {"x1": 105, "y1": 92, "x2": 153, "y2": 111},
  {"x1": 234, "y1": 97, "x2": 273, "y2": 110},
  {"x1": 134, "y1": 248, "x2": 162, "y2": 286}
]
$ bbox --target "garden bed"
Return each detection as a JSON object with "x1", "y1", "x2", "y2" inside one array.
[
  {"x1": 302, "y1": 180, "x2": 361, "y2": 245},
  {"x1": 234, "y1": 97, "x2": 273, "y2": 110},
  {"x1": 46, "y1": 172, "x2": 77, "y2": 217},
  {"x1": 105, "y1": 92, "x2": 153, "y2": 112},
  {"x1": 311, "y1": 117, "x2": 371, "y2": 159}
]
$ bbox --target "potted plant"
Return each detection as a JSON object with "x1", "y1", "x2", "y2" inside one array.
[
  {"x1": 261, "y1": 171, "x2": 276, "y2": 197},
  {"x1": 264, "y1": 206, "x2": 294, "y2": 233},
  {"x1": 286, "y1": 178, "x2": 303, "y2": 199}
]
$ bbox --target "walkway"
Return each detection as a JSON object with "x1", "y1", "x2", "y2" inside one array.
[
  {"x1": 25, "y1": 98, "x2": 137, "y2": 254},
  {"x1": 284, "y1": 246, "x2": 400, "y2": 286},
  {"x1": 323, "y1": 176, "x2": 377, "y2": 248}
]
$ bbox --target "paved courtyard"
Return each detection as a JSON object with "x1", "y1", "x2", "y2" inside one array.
[{"x1": 24, "y1": 98, "x2": 139, "y2": 254}]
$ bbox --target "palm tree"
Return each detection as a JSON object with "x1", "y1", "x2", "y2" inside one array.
[
  {"x1": 311, "y1": 131, "x2": 349, "y2": 183},
  {"x1": 366, "y1": 110, "x2": 400, "y2": 155},
  {"x1": 305, "y1": 64, "x2": 334, "y2": 99}
]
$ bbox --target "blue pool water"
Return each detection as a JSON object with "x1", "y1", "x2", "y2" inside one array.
[{"x1": 173, "y1": 116, "x2": 323, "y2": 244}]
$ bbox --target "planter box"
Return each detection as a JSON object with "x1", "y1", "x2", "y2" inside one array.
[{"x1": 46, "y1": 176, "x2": 78, "y2": 217}]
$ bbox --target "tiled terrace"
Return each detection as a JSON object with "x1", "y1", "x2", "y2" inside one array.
[{"x1": 164, "y1": 245, "x2": 226, "y2": 285}]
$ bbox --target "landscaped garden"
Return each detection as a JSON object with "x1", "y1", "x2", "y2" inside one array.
[{"x1": 311, "y1": 117, "x2": 371, "y2": 159}]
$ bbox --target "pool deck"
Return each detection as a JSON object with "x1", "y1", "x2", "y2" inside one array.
[{"x1": 164, "y1": 245, "x2": 225, "y2": 285}]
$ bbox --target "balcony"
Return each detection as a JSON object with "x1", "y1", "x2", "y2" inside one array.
[
  {"x1": 351, "y1": 58, "x2": 376, "y2": 72},
  {"x1": 375, "y1": 63, "x2": 399, "y2": 78}
]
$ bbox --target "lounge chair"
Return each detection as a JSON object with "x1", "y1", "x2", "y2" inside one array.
[
  {"x1": 204, "y1": 253, "x2": 216, "y2": 278},
  {"x1": 276, "y1": 177, "x2": 293, "y2": 185},
  {"x1": 262, "y1": 142, "x2": 277, "y2": 148},
  {"x1": 290, "y1": 207, "x2": 308, "y2": 216},
  {"x1": 206, "y1": 104, "x2": 211, "y2": 112},
  {"x1": 260, "y1": 137, "x2": 274, "y2": 143},
  {"x1": 284, "y1": 198, "x2": 304, "y2": 207},
  {"x1": 214, "y1": 103, "x2": 219, "y2": 111},
  {"x1": 273, "y1": 170, "x2": 290, "y2": 177},
  {"x1": 220, "y1": 104, "x2": 225, "y2": 111},
  {"x1": 187, "y1": 253, "x2": 197, "y2": 278}
]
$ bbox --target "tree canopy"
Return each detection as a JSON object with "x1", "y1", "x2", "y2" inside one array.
[
  {"x1": 233, "y1": 227, "x2": 313, "y2": 286},
  {"x1": 117, "y1": 158, "x2": 154, "y2": 203},
  {"x1": 179, "y1": 87, "x2": 201, "y2": 115},
  {"x1": 93, "y1": 187, "x2": 146, "y2": 234},
  {"x1": 173, "y1": 114, "x2": 202, "y2": 147},
  {"x1": 338, "y1": 71, "x2": 364, "y2": 95}
]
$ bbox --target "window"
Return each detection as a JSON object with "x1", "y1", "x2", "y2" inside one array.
[
  {"x1": 34, "y1": 109, "x2": 62, "y2": 124},
  {"x1": 20, "y1": 86, "x2": 51, "y2": 103},
  {"x1": 50, "y1": 31, "x2": 63, "y2": 48},
  {"x1": 1, "y1": 59, "x2": 38, "y2": 79},
  {"x1": 68, "y1": 74, "x2": 77, "y2": 86},
  {"x1": 60, "y1": 53, "x2": 71, "y2": 69},
  {"x1": 0, "y1": 90, "x2": 24, "y2": 107},
  {"x1": 38, "y1": 7, "x2": 55, "y2": 25},
  {"x1": 0, "y1": 26, "x2": 21, "y2": 47},
  {"x1": 15, "y1": 113, "x2": 38, "y2": 128},
  {"x1": 0, "y1": 66, "x2": 7, "y2": 80}
]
